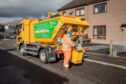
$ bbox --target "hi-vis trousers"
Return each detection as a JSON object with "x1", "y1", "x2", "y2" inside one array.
[{"x1": 63, "y1": 50, "x2": 72, "y2": 68}]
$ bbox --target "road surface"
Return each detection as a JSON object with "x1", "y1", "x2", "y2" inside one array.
[{"x1": 0, "y1": 39, "x2": 126, "y2": 84}]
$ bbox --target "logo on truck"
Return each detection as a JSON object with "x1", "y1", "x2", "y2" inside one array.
[{"x1": 34, "y1": 20, "x2": 58, "y2": 38}]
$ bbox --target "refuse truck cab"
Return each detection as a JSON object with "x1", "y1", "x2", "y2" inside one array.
[{"x1": 16, "y1": 16, "x2": 89, "y2": 64}]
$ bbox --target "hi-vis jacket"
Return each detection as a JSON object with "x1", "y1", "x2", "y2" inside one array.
[
  {"x1": 62, "y1": 35, "x2": 74, "y2": 51},
  {"x1": 72, "y1": 31, "x2": 86, "y2": 36}
]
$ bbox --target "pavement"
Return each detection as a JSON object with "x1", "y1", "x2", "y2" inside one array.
[
  {"x1": 0, "y1": 39, "x2": 126, "y2": 84},
  {"x1": 86, "y1": 44, "x2": 126, "y2": 58},
  {"x1": 86, "y1": 45, "x2": 109, "y2": 51}
]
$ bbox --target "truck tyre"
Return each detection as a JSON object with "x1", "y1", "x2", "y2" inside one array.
[
  {"x1": 19, "y1": 45, "x2": 25, "y2": 56},
  {"x1": 39, "y1": 49, "x2": 47, "y2": 63}
]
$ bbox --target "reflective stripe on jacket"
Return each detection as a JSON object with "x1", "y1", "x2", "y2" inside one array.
[{"x1": 72, "y1": 32, "x2": 85, "y2": 36}]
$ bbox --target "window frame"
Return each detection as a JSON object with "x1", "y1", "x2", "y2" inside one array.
[
  {"x1": 93, "y1": 25, "x2": 106, "y2": 39},
  {"x1": 75, "y1": 7, "x2": 85, "y2": 16},
  {"x1": 93, "y1": 2, "x2": 107, "y2": 14}
]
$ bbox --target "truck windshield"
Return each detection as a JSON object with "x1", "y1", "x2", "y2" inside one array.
[{"x1": 16, "y1": 24, "x2": 22, "y2": 35}]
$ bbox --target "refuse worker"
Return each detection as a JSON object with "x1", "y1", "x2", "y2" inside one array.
[{"x1": 62, "y1": 30, "x2": 75, "y2": 72}]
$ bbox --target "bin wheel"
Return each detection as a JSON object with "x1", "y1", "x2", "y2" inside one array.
[{"x1": 39, "y1": 49, "x2": 47, "y2": 63}]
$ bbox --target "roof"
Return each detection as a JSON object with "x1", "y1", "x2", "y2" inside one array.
[{"x1": 58, "y1": 0, "x2": 108, "y2": 11}]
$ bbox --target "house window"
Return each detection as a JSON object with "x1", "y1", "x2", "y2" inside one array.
[
  {"x1": 75, "y1": 8, "x2": 85, "y2": 16},
  {"x1": 94, "y1": 2, "x2": 107, "y2": 14},
  {"x1": 80, "y1": 9, "x2": 85, "y2": 15},
  {"x1": 76, "y1": 10, "x2": 80, "y2": 16},
  {"x1": 93, "y1": 25, "x2": 106, "y2": 39}
]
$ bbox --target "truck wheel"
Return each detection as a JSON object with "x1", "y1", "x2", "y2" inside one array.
[
  {"x1": 19, "y1": 45, "x2": 25, "y2": 56},
  {"x1": 39, "y1": 49, "x2": 47, "y2": 63}
]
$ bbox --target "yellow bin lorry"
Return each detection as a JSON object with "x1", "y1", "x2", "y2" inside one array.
[{"x1": 16, "y1": 16, "x2": 89, "y2": 64}]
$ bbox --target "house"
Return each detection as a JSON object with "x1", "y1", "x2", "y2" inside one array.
[
  {"x1": 0, "y1": 24, "x2": 5, "y2": 38},
  {"x1": 0, "y1": 20, "x2": 21, "y2": 39},
  {"x1": 58, "y1": 0, "x2": 126, "y2": 52}
]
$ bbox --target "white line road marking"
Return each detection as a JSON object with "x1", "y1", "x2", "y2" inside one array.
[{"x1": 84, "y1": 59, "x2": 126, "y2": 70}]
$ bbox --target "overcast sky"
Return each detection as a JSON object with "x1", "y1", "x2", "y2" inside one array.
[
  {"x1": 0, "y1": 0, "x2": 72, "y2": 23},
  {"x1": 0, "y1": 0, "x2": 72, "y2": 18}
]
